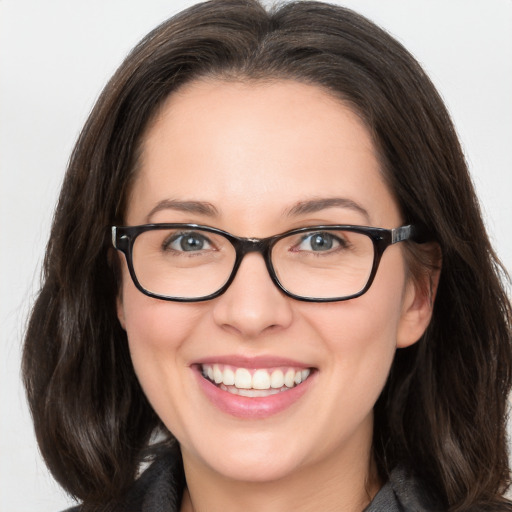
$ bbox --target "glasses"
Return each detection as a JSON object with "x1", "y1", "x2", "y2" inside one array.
[{"x1": 112, "y1": 223, "x2": 426, "y2": 303}]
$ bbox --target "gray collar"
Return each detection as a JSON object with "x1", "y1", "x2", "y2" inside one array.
[{"x1": 365, "y1": 467, "x2": 443, "y2": 512}]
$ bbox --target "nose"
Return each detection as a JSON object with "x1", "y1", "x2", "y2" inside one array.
[{"x1": 211, "y1": 252, "x2": 293, "y2": 339}]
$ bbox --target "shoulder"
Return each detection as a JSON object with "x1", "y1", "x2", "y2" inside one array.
[
  {"x1": 366, "y1": 467, "x2": 444, "y2": 512},
  {"x1": 60, "y1": 443, "x2": 184, "y2": 512},
  {"x1": 389, "y1": 467, "x2": 444, "y2": 511},
  {"x1": 381, "y1": 469, "x2": 512, "y2": 512},
  {"x1": 123, "y1": 445, "x2": 185, "y2": 512}
]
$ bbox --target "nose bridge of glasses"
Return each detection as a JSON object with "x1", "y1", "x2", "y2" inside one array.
[
  {"x1": 230, "y1": 236, "x2": 275, "y2": 282},
  {"x1": 235, "y1": 237, "x2": 271, "y2": 257}
]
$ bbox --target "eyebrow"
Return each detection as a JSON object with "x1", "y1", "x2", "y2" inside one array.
[
  {"x1": 146, "y1": 197, "x2": 370, "y2": 223},
  {"x1": 285, "y1": 197, "x2": 371, "y2": 222},
  {"x1": 146, "y1": 199, "x2": 219, "y2": 222}
]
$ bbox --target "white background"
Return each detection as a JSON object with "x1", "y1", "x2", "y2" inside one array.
[{"x1": 1, "y1": 1, "x2": 511, "y2": 510}]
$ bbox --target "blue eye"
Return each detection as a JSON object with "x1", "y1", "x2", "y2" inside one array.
[
  {"x1": 299, "y1": 232, "x2": 342, "y2": 252},
  {"x1": 164, "y1": 232, "x2": 213, "y2": 252}
]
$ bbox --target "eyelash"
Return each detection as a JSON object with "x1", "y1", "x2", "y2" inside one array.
[
  {"x1": 162, "y1": 232, "x2": 214, "y2": 252},
  {"x1": 294, "y1": 232, "x2": 349, "y2": 253}
]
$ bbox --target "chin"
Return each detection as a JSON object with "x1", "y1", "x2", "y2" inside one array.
[
  {"x1": 208, "y1": 455, "x2": 306, "y2": 484},
  {"x1": 182, "y1": 432, "x2": 311, "y2": 484}
]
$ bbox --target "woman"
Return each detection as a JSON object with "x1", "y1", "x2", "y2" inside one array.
[{"x1": 22, "y1": 0, "x2": 512, "y2": 511}]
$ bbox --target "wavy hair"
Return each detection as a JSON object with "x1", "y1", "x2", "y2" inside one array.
[{"x1": 23, "y1": 1, "x2": 512, "y2": 510}]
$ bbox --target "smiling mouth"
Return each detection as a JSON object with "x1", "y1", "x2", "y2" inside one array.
[{"x1": 200, "y1": 364, "x2": 312, "y2": 398}]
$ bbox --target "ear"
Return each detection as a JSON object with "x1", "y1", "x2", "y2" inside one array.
[
  {"x1": 117, "y1": 293, "x2": 127, "y2": 331},
  {"x1": 396, "y1": 246, "x2": 441, "y2": 348},
  {"x1": 109, "y1": 247, "x2": 127, "y2": 331}
]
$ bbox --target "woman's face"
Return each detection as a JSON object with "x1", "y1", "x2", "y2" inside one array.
[{"x1": 117, "y1": 80, "x2": 431, "y2": 485}]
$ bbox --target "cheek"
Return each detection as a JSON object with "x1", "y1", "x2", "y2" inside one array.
[
  {"x1": 118, "y1": 257, "x2": 200, "y2": 347},
  {"x1": 309, "y1": 297, "x2": 400, "y2": 379},
  {"x1": 118, "y1": 279, "x2": 208, "y2": 441},
  {"x1": 118, "y1": 275, "x2": 200, "y2": 384},
  {"x1": 302, "y1": 253, "x2": 407, "y2": 388},
  {"x1": 308, "y1": 279, "x2": 403, "y2": 352}
]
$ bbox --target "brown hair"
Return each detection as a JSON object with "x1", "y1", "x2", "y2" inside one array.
[{"x1": 23, "y1": 1, "x2": 512, "y2": 510}]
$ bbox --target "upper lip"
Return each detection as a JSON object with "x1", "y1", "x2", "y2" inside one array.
[{"x1": 193, "y1": 355, "x2": 312, "y2": 369}]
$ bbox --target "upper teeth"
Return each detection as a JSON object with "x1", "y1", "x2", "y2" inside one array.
[{"x1": 202, "y1": 364, "x2": 311, "y2": 390}]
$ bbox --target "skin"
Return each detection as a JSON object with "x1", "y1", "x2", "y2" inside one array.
[{"x1": 117, "y1": 80, "x2": 436, "y2": 512}]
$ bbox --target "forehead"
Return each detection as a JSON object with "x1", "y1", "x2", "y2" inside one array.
[{"x1": 127, "y1": 79, "x2": 400, "y2": 230}]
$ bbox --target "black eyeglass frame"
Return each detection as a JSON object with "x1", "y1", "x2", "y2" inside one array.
[{"x1": 112, "y1": 223, "x2": 427, "y2": 303}]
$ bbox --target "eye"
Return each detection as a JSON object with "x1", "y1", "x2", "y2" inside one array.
[
  {"x1": 298, "y1": 232, "x2": 343, "y2": 252},
  {"x1": 163, "y1": 231, "x2": 213, "y2": 252}
]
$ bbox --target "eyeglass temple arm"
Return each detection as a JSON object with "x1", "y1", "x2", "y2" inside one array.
[{"x1": 392, "y1": 224, "x2": 431, "y2": 244}]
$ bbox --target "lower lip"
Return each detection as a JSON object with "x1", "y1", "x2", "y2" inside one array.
[{"x1": 194, "y1": 368, "x2": 315, "y2": 419}]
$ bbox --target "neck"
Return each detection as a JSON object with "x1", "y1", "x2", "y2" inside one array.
[{"x1": 179, "y1": 428, "x2": 380, "y2": 512}]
